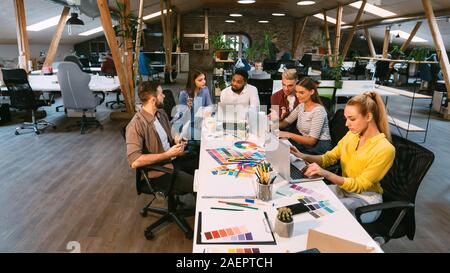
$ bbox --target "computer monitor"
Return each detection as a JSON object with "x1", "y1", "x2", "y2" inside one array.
[{"x1": 263, "y1": 60, "x2": 278, "y2": 72}]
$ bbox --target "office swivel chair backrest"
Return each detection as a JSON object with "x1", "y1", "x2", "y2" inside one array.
[
  {"x1": 379, "y1": 134, "x2": 434, "y2": 240},
  {"x1": 138, "y1": 52, "x2": 151, "y2": 76},
  {"x1": 64, "y1": 55, "x2": 84, "y2": 71},
  {"x1": 318, "y1": 86, "x2": 337, "y2": 119},
  {"x1": 329, "y1": 109, "x2": 348, "y2": 147},
  {"x1": 57, "y1": 62, "x2": 98, "y2": 111},
  {"x1": 1, "y1": 69, "x2": 37, "y2": 111},
  {"x1": 162, "y1": 89, "x2": 176, "y2": 120}
]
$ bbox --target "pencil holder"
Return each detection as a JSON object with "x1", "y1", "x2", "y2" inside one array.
[{"x1": 256, "y1": 180, "x2": 272, "y2": 201}]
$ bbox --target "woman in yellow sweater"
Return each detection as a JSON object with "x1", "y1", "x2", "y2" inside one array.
[{"x1": 290, "y1": 92, "x2": 395, "y2": 223}]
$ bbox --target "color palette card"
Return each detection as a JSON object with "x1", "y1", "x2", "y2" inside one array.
[
  {"x1": 207, "y1": 148, "x2": 265, "y2": 165},
  {"x1": 276, "y1": 184, "x2": 325, "y2": 200},
  {"x1": 197, "y1": 211, "x2": 275, "y2": 245},
  {"x1": 204, "y1": 248, "x2": 262, "y2": 253},
  {"x1": 306, "y1": 200, "x2": 337, "y2": 219},
  {"x1": 211, "y1": 162, "x2": 258, "y2": 178},
  {"x1": 292, "y1": 197, "x2": 337, "y2": 219}
]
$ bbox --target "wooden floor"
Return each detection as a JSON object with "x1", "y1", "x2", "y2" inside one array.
[{"x1": 0, "y1": 78, "x2": 449, "y2": 252}]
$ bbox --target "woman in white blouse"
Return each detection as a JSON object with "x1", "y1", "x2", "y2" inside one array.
[{"x1": 278, "y1": 77, "x2": 332, "y2": 154}]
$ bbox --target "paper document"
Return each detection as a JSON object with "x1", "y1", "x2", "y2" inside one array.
[{"x1": 197, "y1": 211, "x2": 276, "y2": 245}]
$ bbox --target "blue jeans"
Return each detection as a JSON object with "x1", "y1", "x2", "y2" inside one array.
[{"x1": 290, "y1": 139, "x2": 333, "y2": 155}]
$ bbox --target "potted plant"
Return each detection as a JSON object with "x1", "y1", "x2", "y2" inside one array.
[
  {"x1": 409, "y1": 48, "x2": 429, "y2": 61},
  {"x1": 209, "y1": 33, "x2": 233, "y2": 60},
  {"x1": 324, "y1": 54, "x2": 344, "y2": 89},
  {"x1": 274, "y1": 207, "x2": 293, "y2": 238},
  {"x1": 389, "y1": 45, "x2": 405, "y2": 60},
  {"x1": 244, "y1": 32, "x2": 271, "y2": 64},
  {"x1": 309, "y1": 32, "x2": 325, "y2": 54}
]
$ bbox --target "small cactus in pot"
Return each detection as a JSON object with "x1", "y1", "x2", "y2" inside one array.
[{"x1": 275, "y1": 207, "x2": 294, "y2": 237}]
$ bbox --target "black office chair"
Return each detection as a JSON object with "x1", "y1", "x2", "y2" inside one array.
[
  {"x1": 162, "y1": 89, "x2": 176, "y2": 120},
  {"x1": 247, "y1": 78, "x2": 273, "y2": 111},
  {"x1": 329, "y1": 108, "x2": 348, "y2": 147},
  {"x1": 355, "y1": 134, "x2": 435, "y2": 245},
  {"x1": 1, "y1": 68, "x2": 56, "y2": 135},
  {"x1": 121, "y1": 126, "x2": 194, "y2": 240},
  {"x1": 318, "y1": 86, "x2": 337, "y2": 119}
]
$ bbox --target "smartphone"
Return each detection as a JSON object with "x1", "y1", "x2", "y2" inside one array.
[{"x1": 285, "y1": 202, "x2": 309, "y2": 215}]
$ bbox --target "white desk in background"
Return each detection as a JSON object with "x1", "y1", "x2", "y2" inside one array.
[
  {"x1": 192, "y1": 131, "x2": 382, "y2": 253},
  {"x1": 25, "y1": 74, "x2": 120, "y2": 93},
  {"x1": 1, "y1": 74, "x2": 120, "y2": 93},
  {"x1": 272, "y1": 80, "x2": 400, "y2": 98}
]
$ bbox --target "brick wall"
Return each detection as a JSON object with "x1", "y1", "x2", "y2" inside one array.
[{"x1": 179, "y1": 9, "x2": 321, "y2": 71}]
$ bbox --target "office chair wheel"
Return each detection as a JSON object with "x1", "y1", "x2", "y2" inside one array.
[
  {"x1": 144, "y1": 230, "x2": 155, "y2": 240},
  {"x1": 140, "y1": 209, "x2": 148, "y2": 217},
  {"x1": 35, "y1": 130, "x2": 41, "y2": 135},
  {"x1": 15, "y1": 131, "x2": 20, "y2": 135}
]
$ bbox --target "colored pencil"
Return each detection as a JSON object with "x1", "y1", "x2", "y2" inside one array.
[
  {"x1": 218, "y1": 200, "x2": 249, "y2": 206},
  {"x1": 226, "y1": 203, "x2": 259, "y2": 210},
  {"x1": 210, "y1": 207, "x2": 244, "y2": 211}
]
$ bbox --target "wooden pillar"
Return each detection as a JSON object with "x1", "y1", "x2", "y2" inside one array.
[
  {"x1": 389, "y1": 21, "x2": 422, "y2": 68},
  {"x1": 118, "y1": 0, "x2": 135, "y2": 105},
  {"x1": 13, "y1": 0, "x2": 30, "y2": 72},
  {"x1": 160, "y1": 0, "x2": 173, "y2": 76},
  {"x1": 291, "y1": 20, "x2": 299, "y2": 58},
  {"x1": 133, "y1": 0, "x2": 145, "y2": 81},
  {"x1": 400, "y1": 21, "x2": 422, "y2": 52},
  {"x1": 323, "y1": 10, "x2": 332, "y2": 67},
  {"x1": 97, "y1": 0, "x2": 133, "y2": 113},
  {"x1": 334, "y1": 3, "x2": 343, "y2": 66},
  {"x1": 364, "y1": 27, "x2": 376, "y2": 57},
  {"x1": 176, "y1": 13, "x2": 181, "y2": 53},
  {"x1": 422, "y1": 0, "x2": 450, "y2": 99},
  {"x1": 43, "y1": 7, "x2": 70, "y2": 70},
  {"x1": 382, "y1": 26, "x2": 390, "y2": 58},
  {"x1": 204, "y1": 8, "x2": 209, "y2": 50},
  {"x1": 341, "y1": 0, "x2": 367, "y2": 60},
  {"x1": 292, "y1": 17, "x2": 308, "y2": 59}
]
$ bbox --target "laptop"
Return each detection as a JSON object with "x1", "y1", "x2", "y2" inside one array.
[{"x1": 265, "y1": 136, "x2": 323, "y2": 183}]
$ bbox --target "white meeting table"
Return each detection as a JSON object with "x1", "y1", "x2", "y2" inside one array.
[{"x1": 192, "y1": 130, "x2": 382, "y2": 253}]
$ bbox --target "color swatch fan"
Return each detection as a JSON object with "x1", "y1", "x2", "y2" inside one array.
[{"x1": 234, "y1": 141, "x2": 258, "y2": 150}]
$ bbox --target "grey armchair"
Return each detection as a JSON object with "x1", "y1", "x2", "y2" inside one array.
[{"x1": 57, "y1": 62, "x2": 103, "y2": 134}]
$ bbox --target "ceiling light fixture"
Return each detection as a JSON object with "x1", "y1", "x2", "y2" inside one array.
[
  {"x1": 349, "y1": 1, "x2": 396, "y2": 18},
  {"x1": 297, "y1": 1, "x2": 316, "y2": 6},
  {"x1": 230, "y1": 13, "x2": 243, "y2": 17},
  {"x1": 26, "y1": 15, "x2": 61, "y2": 31},
  {"x1": 66, "y1": 12, "x2": 84, "y2": 36},
  {"x1": 225, "y1": 20, "x2": 236, "y2": 23},
  {"x1": 143, "y1": 9, "x2": 167, "y2": 20},
  {"x1": 79, "y1": 26, "x2": 103, "y2": 36},
  {"x1": 313, "y1": 13, "x2": 345, "y2": 25},
  {"x1": 258, "y1": 20, "x2": 269, "y2": 23},
  {"x1": 66, "y1": 12, "x2": 84, "y2": 26},
  {"x1": 237, "y1": 0, "x2": 256, "y2": 4},
  {"x1": 272, "y1": 13, "x2": 286, "y2": 16}
]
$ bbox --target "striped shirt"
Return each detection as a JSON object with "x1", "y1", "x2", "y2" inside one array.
[{"x1": 284, "y1": 103, "x2": 331, "y2": 141}]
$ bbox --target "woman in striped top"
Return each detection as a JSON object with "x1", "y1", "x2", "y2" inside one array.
[{"x1": 278, "y1": 77, "x2": 332, "y2": 155}]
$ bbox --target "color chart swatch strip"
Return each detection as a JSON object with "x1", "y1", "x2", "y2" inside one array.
[
  {"x1": 296, "y1": 197, "x2": 336, "y2": 218},
  {"x1": 203, "y1": 225, "x2": 254, "y2": 241}
]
